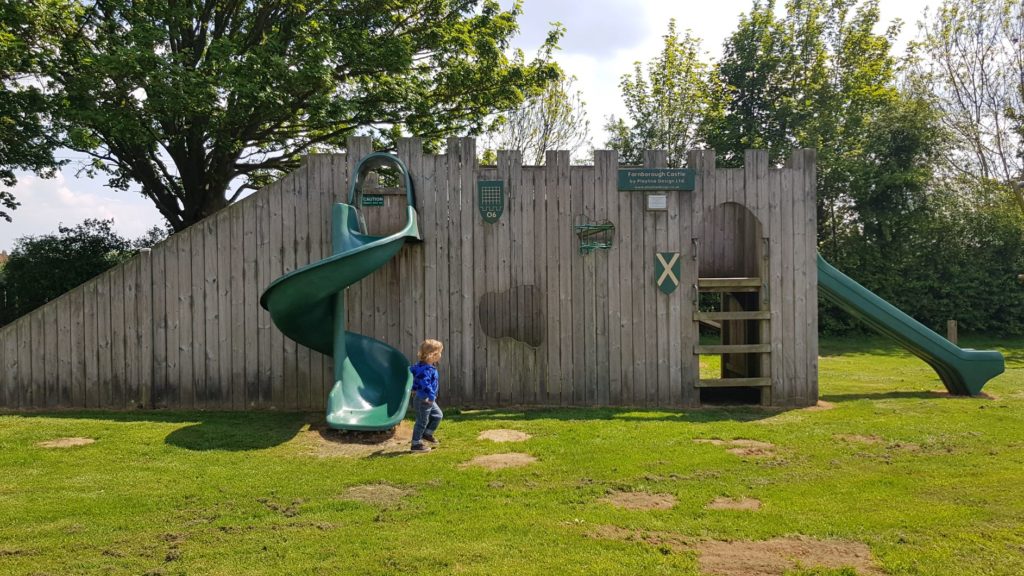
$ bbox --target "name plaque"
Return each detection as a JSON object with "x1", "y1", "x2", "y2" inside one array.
[{"x1": 617, "y1": 168, "x2": 695, "y2": 191}]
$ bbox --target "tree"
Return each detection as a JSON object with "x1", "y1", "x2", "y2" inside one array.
[
  {"x1": 0, "y1": 219, "x2": 134, "y2": 323},
  {"x1": 604, "y1": 19, "x2": 721, "y2": 167},
  {"x1": 22, "y1": 0, "x2": 560, "y2": 231},
  {"x1": 483, "y1": 68, "x2": 591, "y2": 165},
  {"x1": 0, "y1": 0, "x2": 69, "y2": 221},
  {"x1": 911, "y1": 0, "x2": 1024, "y2": 213}
]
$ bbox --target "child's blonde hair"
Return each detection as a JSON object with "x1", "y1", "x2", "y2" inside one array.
[{"x1": 417, "y1": 339, "x2": 444, "y2": 364}]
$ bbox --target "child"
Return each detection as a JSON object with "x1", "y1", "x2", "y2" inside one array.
[{"x1": 409, "y1": 339, "x2": 444, "y2": 452}]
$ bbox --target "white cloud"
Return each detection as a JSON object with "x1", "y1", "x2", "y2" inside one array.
[{"x1": 0, "y1": 169, "x2": 164, "y2": 251}]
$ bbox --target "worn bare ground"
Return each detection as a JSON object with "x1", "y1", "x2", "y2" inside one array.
[
  {"x1": 804, "y1": 400, "x2": 835, "y2": 411},
  {"x1": 303, "y1": 421, "x2": 413, "y2": 457},
  {"x1": 697, "y1": 536, "x2": 885, "y2": 576},
  {"x1": 339, "y1": 484, "x2": 414, "y2": 507},
  {"x1": 707, "y1": 497, "x2": 762, "y2": 511},
  {"x1": 477, "y1": 429, "x2": 531, "y2": 442},
  {"x1": 587, "y1": 525, "x2": 692, "y2": 552},
  {"x1": 461, "y1": 453, "x2": 537, "y2": 470},
  {"x1": 587, "y1": 527, "x2": 883, "y2": 575},
  {"x1": 600, "y1": 491, "x2": 677, "y2": 511},
  {"x1": 694, "y1": 438, "x2": 777, "y2": 458},
  {"x1": 835, "y1": 434, "x2": 883, "y2": 444},
  {"x1": 36, "y1": 437, "x2": 95, "y2": 448}
]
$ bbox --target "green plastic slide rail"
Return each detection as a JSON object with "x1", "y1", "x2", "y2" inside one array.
[
  {"x1": 817, "y1": 253, "x2": 1004, "y2": 395},
  {"x1": 260, "y1": 153, "x2": 421, "y2": 430}
]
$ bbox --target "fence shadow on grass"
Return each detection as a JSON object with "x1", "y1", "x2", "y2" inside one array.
[
  {"x1": 7, "y1": 410, "x2": 313, "y2": 451},
  {"x1": 821, "y1": 390, "x2": 996, "y2": 403},
  {"x1": 447, "y1": 406, "x2": 780, "y2": 424}
]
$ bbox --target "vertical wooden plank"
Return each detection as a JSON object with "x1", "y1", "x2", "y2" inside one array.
[
  {"x1": 189, "y1": 223, "x2": 206, "y2": 408},
  {"x1": 151, "y1": 244, "x2": 168, "y2": 408},
  {"x1": 109, "y1": 265, "x2": 127, "y2": 408},
  {"x1": 543, "y1": 152, "x2": 560, "y2": 405},
  {"x1": 459, "y1": 140, "x2": 476, "y2": 404},
  {"x1": 803, "y1": 149, "x2": 819, "y2": 404},
  {"x1": 649, "y1": 151, "x2": 670, "y2": 407},
  {"x1": 745, "y1": 150, "x2": 772, "y2": 405},
  {"x1": 166, "y1": 234, "x2": 183, "y2": 409},
  {"x1": 666, "y1": 153, "x2": 683, "y2": 407},
  {"x1": 768, "y1": 169, "x2": 784, "y2": 394},
  {"x1": 616, "y1": 153, "x2": 634, "y2": 406},
  {"x1": 243, "y1": 196, "x2": 260, "y2": 409},
  {"x1": 208, "y1": 212, "x2": 226, "y2": 410},
  {"x1": 433, "y1": 153, "x2": 453, "y2": 399},
  {"x1": 57, "y1": 295, "x2": 72, "y2": 407},
  {"x1": 520, "y1": 165, "x2": 537, "y2": 404},
  {"x1": 178, "y1": 229, "x2": 195, "y2": 409},
  {"x1": 788, "y1": 154, "x2": 807, "y2": 406},
  {"x1": 0, "y1": 328, "x2": 7, "y2": 407},
  {"x1": 123, "y1": 258, "x2": 138, "y2": 408},
  {"x1": 3, "y1": 325, "x2": 17, "y2": 408},
  {"x1": 597, "y1": 151, "x2": 621, "y2": 406},
  {"x1": 83, "y1": 280, "x2": 99, "y2": 408},
  {"x1": 592, "y1": 155, "x2": 610, "y2": 406},
  {"x1": 629, "y1": 156, "x2": 647, "y2": 406},
  {"x1": 680, "y1": 151, "x2": 701, "y2": 408},
  {"x1": 228, "y1": 204, "x2": 244, "y2": 410},
  {"x1": 305, "y1": 157, "x2": 325, "y2": 409},
  {"x1": 529, "y1": 165, "x2": 547, "y2": 405},
  {"x1": 781, "y1": 163, "x2": 797, "y2": 404},
  {"x1": 20, "y1": 318, "x2": 35, "y2": 407},
  {"x1": 281, "y1": 170, "x2": 299, "y2": 411},
  {"x1": 267, "y1": 178, "x2": 285, "y2": 409},
  {"x1": 432, "y1": 139, "x2": 456, "y2": 403},
  {"x1": 291, "y1": 168, "x2": 311, "y2": 410},
  {"x1": 421, "y1": 144, "x2": 438, "y2": 361},
  {"x1": 68, "y1": 289, "x2": 84, "y2": 405},
  {"x1": 138, "y1": 249, "x2": 153, "y2": 409},
  {"x1": 256, "y1": 183, "x2": 272, "y2": 408},
  {"x1": 96, "y1": 272, "x2": 111, "y2": 407},
  {"x1": 570, "y1": 164, "x2": 586, "y2": 405},
  {"x1": 42, "y1": 302, "x2": 58, "y2": 408}
]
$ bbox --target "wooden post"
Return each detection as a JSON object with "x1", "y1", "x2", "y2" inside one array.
[{"x1": 947, "y1": 320, "x2": 958, "y2": 345}]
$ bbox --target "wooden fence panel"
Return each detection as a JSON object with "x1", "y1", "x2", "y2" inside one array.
[{"x1": 0, "y1": 142, "x2": 818, "y2": 412}]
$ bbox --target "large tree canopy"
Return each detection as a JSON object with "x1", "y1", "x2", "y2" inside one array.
[
  {"x1": 0, "y1": 0, "x2": 67, "y2": 222},
  {"x1": 15, "y1": 0, "x2": 559, "y2": 230}
]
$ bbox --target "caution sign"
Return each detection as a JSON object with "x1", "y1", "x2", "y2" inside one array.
[{"x1": 655, "y1": 252, "x2": 681, "y2": 294}]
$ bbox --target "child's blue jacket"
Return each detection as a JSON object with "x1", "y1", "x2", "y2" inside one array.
[{"x1": 410, "y1": 362, "x2": 439, "y2": 401}]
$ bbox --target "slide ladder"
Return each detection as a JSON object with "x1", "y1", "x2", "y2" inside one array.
[
  {"x1": 260, "y1": 153, "x2": 421, "y2": 430},
  {"x1": 817, "y1": 254, "x2": 1004, "y2": 395}
]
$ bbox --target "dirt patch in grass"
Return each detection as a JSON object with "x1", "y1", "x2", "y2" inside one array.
[
  {"x1": 696, "y1": 536, "x2": 884, "y2": 576},
  {"x1": 695, "y1": 438, "x2": 777, "y2": 458},
  {"x1": 835, "y1": 434, "x2": 883, "y2": 444},
  {"x1": 257, "y1": 497, "x2": 303, "y2": 517},
  {"x1": 461, "y1": 453, "x2": 537, "y2": 470},
  {"x1": 587, "y1": 525, "x2": 692, "y2": 552},
  {"x1": 339, "y1": 484, "x2": 414, "y2": 507},
  {"x1": 477, "y1": 429, "x2": 531, "y2": 442},
  {"x1": 306, "y1": 421, "x2": 412, "y2": 457},
  {"x1": 707, "y1": 497, "x2": 762, "y2": 511},
  {"x1": 803, "y1": 400, "x2": 835, "y2": 411},
  {"x1": 36, "y1": 437, "x2": 95, "y2": 448},
  {"x1": 588, "y1": 528, "x2": 882, "y2": 575},
  {"x1": 600, "y1": 490, "x2": 677, "y2": 510}
]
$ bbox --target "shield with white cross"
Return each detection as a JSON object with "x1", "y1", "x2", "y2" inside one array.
[{"x1": 654, "y1": 252, "x2": 681, "y2": 294}]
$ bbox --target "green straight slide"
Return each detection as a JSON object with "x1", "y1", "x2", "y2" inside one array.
[
  {"x1": 260, "y1": 153, "x2": 421, "y2": 430},
  {"x1": 817, "y1": 254, "x2": 1004, "y2": 395}
]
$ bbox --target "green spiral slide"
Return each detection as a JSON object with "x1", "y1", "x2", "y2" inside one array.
[
  {"x1": 260, "y1": 153, "x2": 421, "y2": 431},
  {"x1": 818, "y1": 254, "x2": 1004, "y2": 395}
]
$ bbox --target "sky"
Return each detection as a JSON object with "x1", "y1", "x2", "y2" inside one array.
[{"x1": 0, "y1": 0, "x2": 933, "y2": 252}]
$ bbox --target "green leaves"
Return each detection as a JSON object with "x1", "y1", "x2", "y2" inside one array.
[
  {"x1": 604, "y1": 20, "x2": 720, "y2": 167},
  {"x1": 13, "y1": 0, "x2": 559, "y2": 230}
]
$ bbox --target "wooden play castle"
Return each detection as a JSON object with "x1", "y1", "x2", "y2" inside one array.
[{"x1": 0, "y1": 138, "x2": 818, "y2": 411}]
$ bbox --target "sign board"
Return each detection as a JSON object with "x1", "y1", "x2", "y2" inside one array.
[
  {"x1": 478, "y1": 180, "x2": 505, "y2": 223},
  {"x1": 655, "y1": 252, "x2": 681, "y2": 294},
  {"x1": 618, "y1": 168, "x2": 695, "y2": 191},
  {"x1": 361, "y1": 194, "x2": 385, "y2": 207},
  {"x1": 646, "y1": 193, "x2": 668, "y2": 211}
]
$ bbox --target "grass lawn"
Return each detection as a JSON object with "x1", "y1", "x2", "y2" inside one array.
[{"x1": 1, "y1": 336, "x2": 1023, "y2": 575}]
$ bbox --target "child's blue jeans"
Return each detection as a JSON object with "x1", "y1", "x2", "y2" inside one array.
[{"x1": 412, "y1": 398, "x2": 443, "y2": 445}]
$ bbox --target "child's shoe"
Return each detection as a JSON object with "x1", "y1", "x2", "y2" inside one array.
[
  {"x1": 422, "y1": 434, "x2": 439, "y2": 444},
  {"x1": 411, "y1": 443, "x2": 432, "y2": 452}
]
